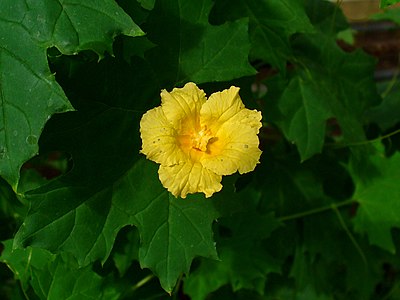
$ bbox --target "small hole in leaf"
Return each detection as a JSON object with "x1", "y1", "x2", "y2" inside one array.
[{"x1": 19, "y1": 151, "x2": 73, "y2": 194}]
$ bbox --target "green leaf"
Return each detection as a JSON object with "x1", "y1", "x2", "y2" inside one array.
[
  {"x1": 278, "y1": 76, "x2": 332, "y2": 160},
  {"x1": 51, "y1": 54, "x2": 160, "y2": 112},
  {"x1": 115, "y1": 160, "x2": 219, "y2": 292},
  {"x1": 0, "y1": 240, "x2": 117, "y2": 300},
  {"x1": 184, "y1": 213, "x2": 282, "y2": 300},
  {"x1": 13, "y1": 105, "x2": 220, "y2": 293},
  {"x1": 112, "y1": 227, "x2": 140, "y2": 277},
  {"x1": 13, "y1": 108, "x2": 140, "y2": 262},
  {"x1": 277, "y1": 33, "x2": 379, "y2": 160},
  {"x1": 137, "y1": 0, "x2": 155, "y2": 10},
  {"x1": 4, "y1": 2, "x2": 400, "y2": 298},
  {"x1": 336, "y1": 28, "x2": 355, "y2": 45},
  {"x1": 122, "y1": 36, "x2": 156, "y2": 61},
  {"x1": 0, "y1": 176, "x2": 27, "y2": 232},
  {"x1": 300, "y1": 213, "x2": 383, "y2": 299},
  {"x1": 265, "y1": 286, "x2": 335, "y2": 300},
  {"x1": 372, "y1": 7, "x2": 400, "y2": 23},
  {"x1": 350, "y1": 143, "x2": 400, "y2": 253},
  {"x1": 379, "y1": 0, "x2": 400, "y2": 8},
  {"x1": 254, "y1": 156, "x2": 332, "y2": 217},
  {"x1": 145, "y1": 0, "x2": 256, "y2": 86},
  {"x1": 304, "y1": 0, "x2": 348, "y2": 35},
  {"x1": 0, "y1": 21, "x2": 72, "y2": 190},
  {"x1": 366, "y1": 77, "x2": 400, "y2": 131},
  {"x1": 117, "y1": 0, "x2": 152, "y2": 27},
  {"x1": 210, "y1": 0, "x2": 313, "y2": 71},
  {"x1": 15, "y1": 158, "x2": 220, "y2": 293},
  {"x1": 289, "y1": 246, "x2": 334, "y2": 296},
  {"x1": 20, "y1": 0, "x2": 144, "y2": 56},
  {"x1": 0, "y1": 0, "x2": 143, "y2": 190}
]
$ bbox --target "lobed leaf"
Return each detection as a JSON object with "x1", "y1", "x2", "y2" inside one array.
[
  {"x1": 0, "y1": 0, "x2": 143, "y2": 189},
  {"x1": 21, "y1": 0, "x2": 144, "y2": 56},
  {"x1": 12, "y1": 106, "x2": 222, "y2": 292},
  {"x1": 0, "y1": 240, "x2": 117, "y2": 300},
  {"x1": 304, "y1": 0, "x2": 348, "y2": 35},
  {"x1": 299, "y1": 213, "x2": 382, "y2": 299},
  {"x1": 145, "y1": 0, "x2": 256, "y2": 86},
  {"x1": 3, "y1": 1, "x2": 400, "y2": 298},
  {"x1": 254, "y1": 154, "x2": 333, "y2": 216},
  {"x1": 115, "y1": 160, "x2": 219, "y2": 292},
  {"x1": 184, "y1": 213, "x2": 282, "y2": 300},
  {"x1": 277, "y1": 33, "x2": 379, "y2": 160},
  {"x1": 210, "y1": 0, "x2": 313, "y2": 71},
  {"x1": 13, "y1": 108, "x2": 141, "y2": 265},
  {"x1": 14, "y1": 157, "x2": 220, "y2": 293},
  {"x1": 0, "y1": 19, "x2": 72, "y2": 190},
  {"x1": 350, "y1": 143, "x2": 400, "y2": 253},
  {"x1": 278, "y1": 76, "x2": 332, "y2": 161},
  {"x1": 366, "y1": 80, "x2": 400, "y2": 131}
]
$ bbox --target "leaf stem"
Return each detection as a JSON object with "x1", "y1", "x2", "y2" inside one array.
[
  {"x1": 278, "y1": 199, "x2": 355, "y2": 222},
  {"x1": 332, "y1": 204, "x2": 368, "y2": 268},
  {"x1": 381, "y1": 63, "x2": 399, "y2": 99},
  {"x1": 131, "y1": 274, "x2": 155, "y2": 292},
  {"x1": 330, "y1": 128, "x2": 400, "y2": 149},
  {"x1": 122, "y1": 274, "x2": 163, "y2": 300},
  {"x1": 172, "y1": 274, "x2": 184, "y2": 299},
  {"x1": 331, "y1": 0, "x2": 343, "y2": 35}
]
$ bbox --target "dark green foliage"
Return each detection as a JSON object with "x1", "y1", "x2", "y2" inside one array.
[{"x1": 1, "y1": 0, "x2": 400, "y2": 299}]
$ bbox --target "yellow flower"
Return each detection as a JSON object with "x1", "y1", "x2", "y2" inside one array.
[{"x1": 140, "y1": 82, "x2": 262, "y2": 198}]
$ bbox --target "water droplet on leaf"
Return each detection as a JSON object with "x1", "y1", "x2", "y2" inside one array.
[{"x1": 26, "y1": 135, "x2": 38, "y2": 145}]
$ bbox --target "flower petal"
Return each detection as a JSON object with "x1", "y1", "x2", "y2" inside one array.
[
  {"x1": 161, "y1": 82, "x2": 206, "y2": 132},
  {"x1": 158, "y1": 161, "x2": 222, "y2": 198},
  {"x1": 201, "y1": 109, "x2": 262, "y2": 175},
  {"x1": 140, "y1": 106, "x2": 186, "y2": 166},
  {"x1": 200, "y1": 86, "x2": 243, "y2": 133}
]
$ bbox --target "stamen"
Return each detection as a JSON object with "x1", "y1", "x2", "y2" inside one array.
[{"x1": 192, "y1": 126, "x2": 213, "y2": 152}]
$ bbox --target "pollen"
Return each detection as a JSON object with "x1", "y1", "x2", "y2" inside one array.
[{"x1": 192, "y1": 126, "x2": 213, "y2": 152}]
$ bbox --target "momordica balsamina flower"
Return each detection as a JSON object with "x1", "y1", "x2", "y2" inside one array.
[{"x1": 140, "y1": 82, "x2": 262, "y2": 198}]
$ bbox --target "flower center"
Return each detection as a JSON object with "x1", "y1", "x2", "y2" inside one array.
[{"x1": 192, "y1": 126, "x2": 213, "y2": 152}]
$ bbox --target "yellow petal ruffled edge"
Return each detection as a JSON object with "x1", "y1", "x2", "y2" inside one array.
[
  {"x1": 201, "y1": 109, "x2": 262, "y2": 175},
  {"x1": 158, "y1": 161, "x2": 222, "y2": 198},
  {"x1": 200, "y1": 86, "x2": 244, "y2": 134},
  {"x1": 200, "y1": 87, "x2": 262, "y2": 176},
  {"x1": 161, "y1": 82, "x2": 206, "y2": 132},
  {"x1": 140, "y1": 106, "x2": 186, "y2": 166}
]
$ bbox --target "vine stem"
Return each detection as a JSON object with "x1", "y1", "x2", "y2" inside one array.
[
  {"x1": 330, "y1": 128, "x2": 400, "y2": 149},
  {"x1": 332, "y1": 204, "x2": 368, "y2": 268},
  {"x1": 278, "y1": 199, "x2": 355, "y2": 222},
  {"x1": 278, "y1": 200, "x2": 369, "y2": 270},
  {"x1": 381, "y1": 68, "x2": 399, "y2": 99},
  {"x1": 131, "y1": 274, "x2": 155, "y2": 292}
]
